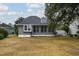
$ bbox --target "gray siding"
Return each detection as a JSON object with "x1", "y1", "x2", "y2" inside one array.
[
  {"x1": 32, "y1": 25, "x2": 54, "y2": 35},
  {"x1": 18, "y1": 25, "x2": 31, "y2": 35},
  {"x1": 18, "y1": 25, "x2": 54, "y2": 36}
]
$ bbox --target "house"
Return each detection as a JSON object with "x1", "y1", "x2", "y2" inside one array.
[
  {"x1": 16, "y1": 16, "x2": 67, "y2": 37},
  {"x1": 56, "y1": 30, "x2": 67, "y2": 36},
  {"x1": 69, "y1": 17, "x2": 79, "y2": 35},
  {"x1": 0, "y1": 23, "x2": 15, "y2": 34}
]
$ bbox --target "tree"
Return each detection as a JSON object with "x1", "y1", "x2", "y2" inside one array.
[
  {"x1": 0, "y1": 28, "x2": 8, "y2": 39},
  {"x1": 77, "y1": 25, "x2": 79, "y2": 36},
  {"x1": 8, "y1": 23, "x2": 13, "y2": 27},
  {"x1": 45, "y1": 3, "x2": 79, "y2": 35},
  {"x1": 15, "y1": 17, "x2": 24, "y2": 35},
  {"x1": 15, "y1": 17, "x2": 24, "y2": 24},
  {"x1": 62, "y1": 24, "x2": 70, "y2": 34}
]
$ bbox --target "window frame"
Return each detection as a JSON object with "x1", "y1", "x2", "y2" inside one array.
[{"x1": 23, "y1": 25, "x2": 28, "y2": 32}]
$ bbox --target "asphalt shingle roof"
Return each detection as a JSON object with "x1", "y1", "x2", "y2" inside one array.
[{"x1": 17, "y1": 16, "x2": 48, "y2": 25}]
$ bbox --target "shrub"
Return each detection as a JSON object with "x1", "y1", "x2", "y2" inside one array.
[
  {"x1": 0, "y1": 28, "x2": 8, "y2": 40},
  {"x1": 76, "y1": 31, "x2": 79, "y2": 38},
  {"x1": 0, "y1": 33, "x2": 4, "y2": 39},
  {"x1": 62, "y1": 25, "x2": 70, "y2": 34},
  {"x1": 70, "y1": 34, "x2": 73, "y2": 37}
]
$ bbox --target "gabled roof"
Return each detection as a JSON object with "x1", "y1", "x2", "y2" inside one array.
[{"x1": 16, "y1": 16, "x2": 48, "y2": 25}]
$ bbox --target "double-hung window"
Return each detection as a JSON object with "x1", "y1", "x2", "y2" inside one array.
[
  {"x1": 23, "y1": 25, "x2": 32, "y2": 32},
  {"x1": 23, "y1": 25, "x2": 27, "y2": 32}
]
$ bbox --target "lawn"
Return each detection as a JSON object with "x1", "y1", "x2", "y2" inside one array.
[{"x1": 0, "y1": 35, "x2": 79, "y2": 56}]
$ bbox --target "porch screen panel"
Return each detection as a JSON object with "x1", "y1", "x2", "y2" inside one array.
[
  {"x1": 33, "y1": 26, "x2": 36, "y2": 32},
  {"x1": 37, "y1": 26, "x2": 39, "y2": 32},
  {"x1": 44, "y1": 26, "x2": 47, "y2": 32},
  {"x1": 41, "y1": 26, "x2": 43, "y2": 32}
]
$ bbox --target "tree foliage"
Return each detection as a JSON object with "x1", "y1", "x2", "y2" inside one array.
[
  {"x1": 45, "y1": 3, "x2": 79, "y2": 34},
  {"x1": 15, "y1": 17, "x2": 24, "y2": 35},
  {"x1": 0, "y1": 28, "x2": 8, "y2": 39},
  {"x1": 15, "y1": 17, "x2": 24, "y2": 24}
]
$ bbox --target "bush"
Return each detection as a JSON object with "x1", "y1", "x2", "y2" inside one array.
[
  {"x1": 77, "y1": 31, "x2": 79, "y2": 36},
  {"x1": 0, "y1": 33, "x2": 4, "y2": 39},
  {"x1": 70, "y1": 34, "x2": 73, "y2": 37},
  {"x1": 62, "y1": 25, "x2": 69, "y2": 34},
  {"x1": 0, "y1": 28, "x2": 8, "y2": 40}
]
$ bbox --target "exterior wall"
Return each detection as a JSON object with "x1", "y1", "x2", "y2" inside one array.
[
  {"x1": 18, "y1": 25, "x2": 55, "y2": 37},
  {"x1": 69, "y1": 19, "x2": 79, "y2": 35},
  {"x1": 18, "y1": 25, "x2": 31, "y2": 37},
  {"x1": 18, "y1": 24, "x2": 67, "y2": 37},
  {"x1": 56, "y1": 30, "x2": 67, "y2": 36},
  {"x1": 32, "y1": 26, "x2": 54, "y2": 35}
]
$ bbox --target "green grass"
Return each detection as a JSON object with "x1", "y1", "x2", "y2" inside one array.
[{"x1": 0, "y1": 35, "x2": 79, "y2": 56}]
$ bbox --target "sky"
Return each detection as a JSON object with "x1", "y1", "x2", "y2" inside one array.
[{"x1": 0, "y1": 3, "x2": 45, "y2": 24}]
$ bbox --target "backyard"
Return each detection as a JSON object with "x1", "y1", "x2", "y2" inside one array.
[{"x1": 0, "y1": 35, "x2": 79, "y2": 56}]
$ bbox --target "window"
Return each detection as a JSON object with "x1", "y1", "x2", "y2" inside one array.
[
  {"x1": 41, "y1": 17, "x2": 47, "y2": 23},
  {"x1": 24, "y1": 25, "x2": 27, "y2": 31},
  {"x1": 23, "y1": 25, "x2": 32, "y2": 32},
  {"x1": 41, "y1": 26, "x2": 47, "y2": 32},
  {"x1": 28, "y1": 25, "x2": 31, "y2": 31}
]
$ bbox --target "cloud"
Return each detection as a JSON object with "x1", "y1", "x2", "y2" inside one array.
[
  {"x1": 26, "y1": 3, "x2": 45, "y2": 17},
  {"x1": 26, "y1": 9, "x2": 45, "y2": 17},
  {"x1": 29, "y1": 4, "x2": 40, "y2": 8},
  {"x1": 26, "y1": 3, "x2": 44, "y2": 8},
  {"x1": 7, "y1": 11, "x2": 17, "y2": 15},
  {"x1": 0, "y1": 3, "x2": 45, "y2": 24},
  {"x1": 0, "y1": 4, "x2": 8, "y2": 15},
  {"x1": 7, "y1": 11, "x2": 23, "y2": 15},
  {"x1": 0, "y1": 4, "x2": 8, "y2": 12},
  {"x1": 35, "y1": 10, "x2": 45, "y2": 17},
  {"x1": 27, "y1": 9, "x2": 32, "y2": 12},
  {"x1": 0, "y1": 4, "x2": 24, "y2": 16}
]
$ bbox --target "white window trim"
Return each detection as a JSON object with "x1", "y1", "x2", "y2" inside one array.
[
  {"x1": 23, "y1": 25, "x2": 28, "y2": 32},
  {"x1": 23, "y1": 24, "x2": 32, "y2": 32},
  {"x1": 41, "y1": 18, "x2": 47, "y2": 23}
]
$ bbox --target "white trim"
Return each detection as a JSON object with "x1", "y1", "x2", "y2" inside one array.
[
  {"x1": 23, "y1": 24, "x2": 32, "y2": 32},
  {"x1": 18, "y1": 34, "x2": 55, "y2": 37},
  {"x1": 18, "y1": 35, "x2": 31, "y2": 37},
  {"x1": 16, "y1": 24, "x2": 48, "y2": 25},
  {"x1": 23, "y1": 25, "x2": 28, "y2": 32},
  {"x1": 32, "y1": 35, "x2": 55, "y2": 36}
]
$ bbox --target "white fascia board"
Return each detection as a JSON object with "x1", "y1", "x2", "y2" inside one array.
[{"x1": 15, "y1": 24, "x2": 48, "y2": 25}]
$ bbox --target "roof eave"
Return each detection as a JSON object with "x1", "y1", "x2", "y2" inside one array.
[{"x1": 15, "y1": 23, "x2": 48, "y2": 25}]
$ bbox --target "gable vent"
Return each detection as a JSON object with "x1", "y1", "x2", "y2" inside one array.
[{"x1": 41, "y1": 17, "x2": 47, "y2": 23}]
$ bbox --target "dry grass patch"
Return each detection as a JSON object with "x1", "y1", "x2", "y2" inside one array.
[{"x1": 0, "y1": 35, "x2": 79, "y2": 56}]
